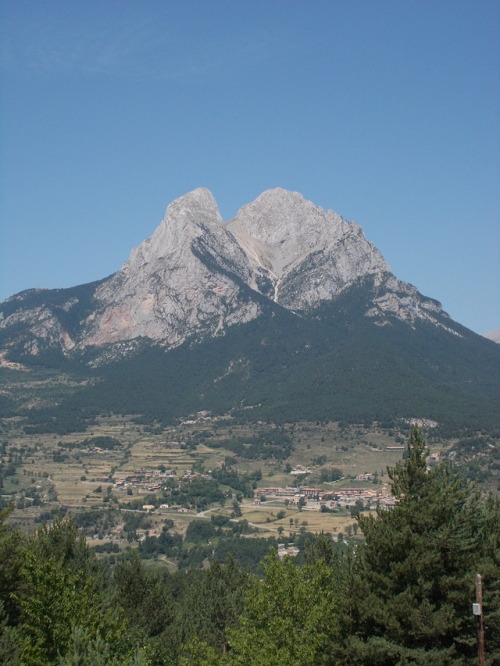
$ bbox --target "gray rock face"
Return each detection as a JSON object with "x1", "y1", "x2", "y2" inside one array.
[
  {"x1": 227, "y1": 188, "x2": 389, "y2": 310},
  {"x1": 83, "y1": 188, "x2": 260, "y2": 348},
  {"x1": 0, "y1": 187, "x2": 447, "y2": 356},
  {"x1": 0, "y1": 304, "x2": 76, "y2": 354}
]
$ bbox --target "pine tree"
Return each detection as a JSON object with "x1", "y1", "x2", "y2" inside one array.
[
  {"x1": 177, "y1": 557, "x2": 249, "y2": 655},
  {"x1": 112, "y1": 550, "x2": 173, "y2": 646},
  {"x1": 353, "y1": 427, "x2": 500, "y2": 664}
]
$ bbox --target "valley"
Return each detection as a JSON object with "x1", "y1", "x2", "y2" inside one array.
[{"x1": 3, "y1": 397, "x2": 491, "y2": 570}]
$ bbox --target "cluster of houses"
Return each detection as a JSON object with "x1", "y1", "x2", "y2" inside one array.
[
  {"x1": 112, "y1": 467, "x2": 218, "y2": 496},
  {"x1": 113, "y1": 467, "x2": 177, "y2": 493},
  {"x1": 290, "y1": 464, "x2": 312, "y2": 475},
  {"x1": 254, "y1": 485, "x2": 396, "y2": 511},
  {"x1": 277, "y1": 543, "x2": 300, "y2": 559}
]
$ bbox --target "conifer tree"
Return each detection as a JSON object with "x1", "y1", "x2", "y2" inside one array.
[
  {"x1": 354, "y1": 427, "x2": 500, "y2": 664},
  {"x1": 177, "y1": 557, "x2": 249, "y2": 655},
  {"x1": 112, "y1": 549, "x2": 174, "y2": 654}
]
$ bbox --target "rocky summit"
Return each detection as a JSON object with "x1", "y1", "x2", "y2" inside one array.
[{"x1": 0, "y1": 188, "x2": 451, "y2": 358}]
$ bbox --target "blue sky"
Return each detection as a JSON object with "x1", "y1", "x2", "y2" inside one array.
[{"x1": 1, "y1": 0, "x2": 498, "y2": 334}]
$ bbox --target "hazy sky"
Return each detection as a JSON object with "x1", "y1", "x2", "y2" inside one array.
[{"x1": 1, "y1": 1, "x2": 498, "y2": 334}]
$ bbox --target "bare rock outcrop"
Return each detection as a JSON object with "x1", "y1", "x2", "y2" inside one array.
[
  {"x1": 227, "y1": 188, "x2": 389, "y2": 309},
  {"x1": 0, "y1": 187, "x2": 448, "y2": 356},
  {"x1": 83, "y1": 188, "x2": 260, "y2": 347}
]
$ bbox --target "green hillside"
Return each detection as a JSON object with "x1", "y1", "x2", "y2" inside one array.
[{"x1": 13, "y1": 279, "x2": 499, "y2": 435}]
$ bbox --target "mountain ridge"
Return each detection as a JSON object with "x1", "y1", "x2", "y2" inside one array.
[
  {"x1": 1, "y1": 187, "x2": 499, "y2": 433},
  {"x1": 0, "y1": 188, "x2": 451, "y2": 360}
]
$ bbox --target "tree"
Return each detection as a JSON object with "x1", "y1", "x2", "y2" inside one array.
[
  {"x1": 304, "y1": 533, "x2": 364, "y2": 662},
  {"x1": 13, "y1": 519, "x2": 127, "y2": 665},
  {"x1": 225, "y1": 551, "x2": 339, "y2": 665},
  {"x1": 59, "y1": 625, "x2": 149, "y2": 665},
  {"x1": 353, "y1": 427, "x2": 500, "y2": 664},
  {"x1": 185, "y1": 520, "x2": 217, "y2": 543},
  {"x1": 27, "y1": 516, "x2": 98, "y2": 578},
  {"x1": 112, "y1": 550, "x2": 173, "y2": 641},
  {"x1": 231, "y1": 499, "x2": 242, "y2": 518},
  {"x1": 0, "y1": 505, "x2": 23, "y2": 664},
  {"x1": 0, "y1": 505, "x2": 23, "y2": 626},
  {"x1": 16, "y1": 552, "x2": 101, "y2": 664},
  {"x1": 350, "y1": 499, "x2": 364, "y2": 518},
  {"x1": 177, "y1": 557, "x2": 249, "y2": 658},
  {"x1": 304, "y1": 532, "x2": 335, "y2": 566}
]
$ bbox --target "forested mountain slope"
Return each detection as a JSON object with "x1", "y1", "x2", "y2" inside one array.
[{"x1": 1, "y1": 189, "x2": 499, "y2": 432}]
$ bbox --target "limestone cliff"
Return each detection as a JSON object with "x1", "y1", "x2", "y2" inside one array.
[{"x1": 0, "y1": 187, "x2": 448, "y2": 358}]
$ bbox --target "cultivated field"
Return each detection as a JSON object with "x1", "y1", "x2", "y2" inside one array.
[{"x1": 1, "y1": 412, "x2": 447, "y2": 543}]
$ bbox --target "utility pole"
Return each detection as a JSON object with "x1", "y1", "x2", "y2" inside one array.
[{"x1": 473, "y1": 573, "x2": 485, "y2": 666}]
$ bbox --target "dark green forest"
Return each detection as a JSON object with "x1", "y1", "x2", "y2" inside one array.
[
  {"x1": 1, "y1": 429, "x2": 498, "y2": 665},
  {"x1": 2, "y1": 278, "x2": 500, "y2": 437}
]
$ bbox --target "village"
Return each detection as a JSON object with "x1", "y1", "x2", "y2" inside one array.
[
  {"x1": 253, "y1": 483, "x2": 397, "y2": 511},
  {"x1": 106, "y1": 461, "x2": 397, "y2": 515}
]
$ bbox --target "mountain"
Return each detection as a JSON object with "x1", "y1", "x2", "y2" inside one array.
[
  {"x1": 483, "y1": 330, "x2": 500, "y2": 344},
  {"x1": 1, "y1": 188, "x2": 499, "y2": 431},
  {"x1": 0, "y1": 188, "x2": 447, "y2": 355}
]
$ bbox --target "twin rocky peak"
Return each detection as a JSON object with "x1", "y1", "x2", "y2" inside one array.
[{"x1": 2, "y1": 188, "x2": 445, "y2": 355}]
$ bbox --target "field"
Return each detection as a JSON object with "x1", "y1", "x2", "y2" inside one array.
[
  {"x1": 3, "y1": 416, "x2": 402, "y2": 499},
  {"x1": 1, "y1": 412, "x2": 446, "y2": 538}
]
